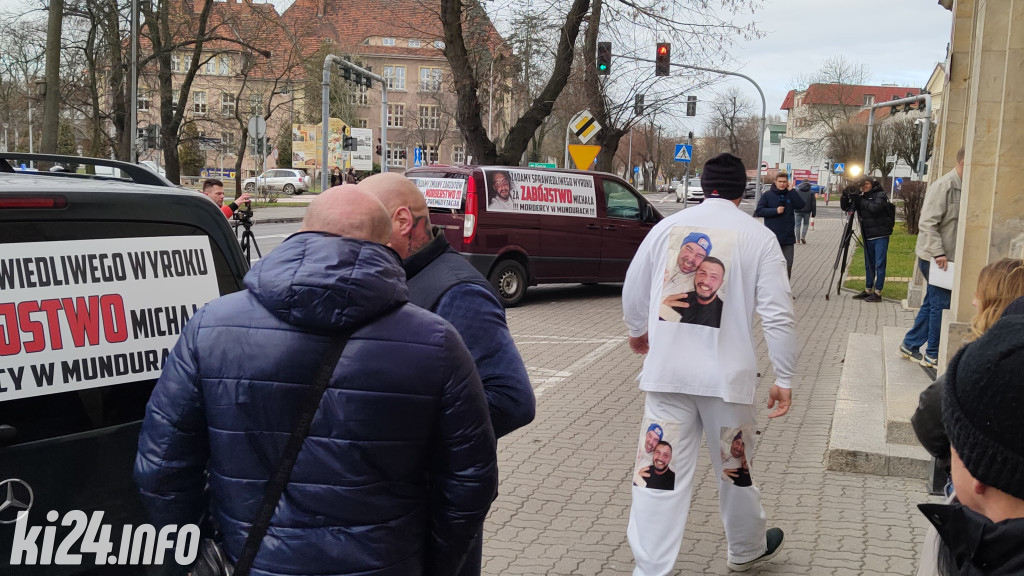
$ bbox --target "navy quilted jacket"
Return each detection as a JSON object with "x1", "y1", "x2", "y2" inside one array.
[{"x1": 134, "y1": 232, "x2": 498, "y2": 576}]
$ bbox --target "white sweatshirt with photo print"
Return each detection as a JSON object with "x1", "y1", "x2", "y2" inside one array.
[{"x1": 623, "y1": 198, "x2": 798, "y2": 404}]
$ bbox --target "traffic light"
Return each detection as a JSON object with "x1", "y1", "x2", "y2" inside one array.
[
  {"x1": 400, "y1": 149, "x2": 407, "y2": 160},
  {"x1": 145, "y1": 124, "x2": 160, "y2": 149},
  {"x1": 597, "y1": 42, "x2": 611, "y2": 75},
  {"x1": 686, "y1": 95, "x2": 696, "y2": 117},
  {"x1": 890, "y1": 104, "x2": 899, "y2": 116},
  {"x1": 655, "y1": 43, "x2": 671, "y2": 76},
  {"x1": 634, "y1": 93, "x2": 644, "y2": 116},
  {"x1": 903, "y1": 102, "x2": 913, "y2": 113},
  {"x1": 341, "y1": 68, "x2": 352, "y2": 82},
  {"x1": 343, "y1": 136, "x2": 357, "y2": 151},
  {"x1": 363, "y1": 66, "x2": 373, "y2": 88}
]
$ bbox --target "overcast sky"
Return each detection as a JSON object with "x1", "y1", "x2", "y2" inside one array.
[{"x1": 720, "y1": 0, "x2": 952, "y2": 116}]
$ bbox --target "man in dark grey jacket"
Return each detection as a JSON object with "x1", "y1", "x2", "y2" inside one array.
[{"x1": 793, "y1": 182, "x2": 816, "y2": 244}]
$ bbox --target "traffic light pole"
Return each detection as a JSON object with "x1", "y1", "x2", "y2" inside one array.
[
  {"x1": 628, "y1": 56, "x2": 767, "y2": 206},
  {"x1": 863, "y1": 93, "x2": 932, "y2": 180},
  {"x1": 321, "y1": 55, "x2": 387, "y2": 192}
]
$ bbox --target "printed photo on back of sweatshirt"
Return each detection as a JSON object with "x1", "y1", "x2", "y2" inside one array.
[{"x1": 659, "y1": 226, "x2": 737, "y2": 328}]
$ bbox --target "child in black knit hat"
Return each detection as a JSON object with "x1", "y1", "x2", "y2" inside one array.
[{"x1": 917, "y1": 314, "x2": 1024, "y2": 575}]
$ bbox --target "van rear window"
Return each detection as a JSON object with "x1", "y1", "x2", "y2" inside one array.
[{"x1": 0, "y1": 222, "x2": 240, "y2": 445}]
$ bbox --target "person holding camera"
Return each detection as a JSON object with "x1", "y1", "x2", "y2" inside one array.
[
  {"x1": 842, "y1": 178, "x2": 895, "y2": 303},
  {"x1": 202, "y1": 178, "x2": 252, "y2": 219},
  {"x1": 754, "y1": 172, "x2": 805, "y2": 278}
]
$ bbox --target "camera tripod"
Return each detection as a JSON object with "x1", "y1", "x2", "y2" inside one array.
[
  {"x1": 824, "y1": 210, "x2": 863, "y2": 300},
  {"x1": 233, "y1": 210, "x2": 262, "y2": 263}
]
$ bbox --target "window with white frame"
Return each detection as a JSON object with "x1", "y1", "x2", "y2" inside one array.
[
  {"x1": 425, "y1": 144, "x2": 439, "y2": 164},
  {"x1": 171, "y1": 53, "x2": 183, "y2": 73},
  {"x1": 221, "y1": 92, "x2": 236, "y2": 117},
  {"x1": 386, "y1": 143, "x2": 405, "y2": 167},
  {"x1": 382, "y1": 37, "x2": 396, "y2": 46},
  {"x1": 387, "y1": 103, "x2": 405, "y2": 128},
  {"x1": 408, "y1": 39, "x2": 422, "y2": 48},
  {"x1": 193, "y1": 91, "x2": 207, "y2": 115},
  {"x1": 384, "y1": 65, "x2": 406, "y2": 90},
  {"x1": 221, "y1": 131, "x2": 235, "y2": 150},
  {"x1": 863, "y1": 94, "x2": 875, "y2": 106},
  {"x1": 349, "y1": 84, "x2": 368, "y2": 106},
  {"x1": 418, "y1": 105, "x2": 440, "y2": 130},
  {"x1": 452, "y1": 145, "x2": 465, "y2": 165},
  {"x1": 419, "y1": 67, "x2": 442, "y2": 91},
  {"x1": 138, "y1": 92, "x2": 151, "y2": 111},
  {"x1": 353, "y1": 119, "x2": 368, "y2": 128},
  {"x1": 171, "y1": 91, "x2": 179, "y2": 114},
  {"x1": 204, "y1": 58, "x2": 216, "y2": 75},
  {"x1": 218, "y1": 54, "x2": 231, "y2": 75}
]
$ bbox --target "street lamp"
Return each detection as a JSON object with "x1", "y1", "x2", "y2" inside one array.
[{"x1": 848, "y1": 164, "x2": 863, "y2": 178}]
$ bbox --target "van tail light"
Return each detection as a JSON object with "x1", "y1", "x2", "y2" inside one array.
[
  {"x1": 463, "y1": 176, "x2": 478, "y2": 245},
  {"x1": 0, "y1": 195, "x2": 68, "y2": 209}
]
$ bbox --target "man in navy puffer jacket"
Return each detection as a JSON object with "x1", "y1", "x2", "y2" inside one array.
[{"x1": 134, "y1": 186, "x2": 498, "y2": 576}]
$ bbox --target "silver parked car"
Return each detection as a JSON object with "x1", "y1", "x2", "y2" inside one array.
[
  {"x1": 242, "y1": 168, "x2": 310, "y2": 195},
  {"x1": 675, "y1": 181, "x2": 705, "y2": 203}
]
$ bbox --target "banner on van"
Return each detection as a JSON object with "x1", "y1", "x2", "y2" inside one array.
[
  {"x1": 0, "y1": 236, "x2": 221, "y2": 403},
  {"x1": 483, "y1": 168, "x2": 597, "y2": 218},
  {"x1": 412, "y1": 178, "x2": 466, "y2": 209}
]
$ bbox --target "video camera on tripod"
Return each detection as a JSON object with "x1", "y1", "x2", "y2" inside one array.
[
  {"x1": 232, "y1": 200, "x2": 261, "y2": 263},
  {"x1": 825, "y1": 185, "x2": 866, "y2": 300}
]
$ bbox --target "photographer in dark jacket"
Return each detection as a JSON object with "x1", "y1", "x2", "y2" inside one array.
[
  {"x1": 754, "y1": 172, "x2": 805, "y2": 278},
  {"x1": 842, "y1": 179, "x2": 895, "y2": 302}
]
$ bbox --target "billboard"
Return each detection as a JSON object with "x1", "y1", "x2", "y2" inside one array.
[{"x1": 292, "y1": 118, "x2": 349, "y2": 171}]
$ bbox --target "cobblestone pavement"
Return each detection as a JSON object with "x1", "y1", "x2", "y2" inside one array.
[{"x1": 487, "y1": 214, "x2": 938, "y2": 575}]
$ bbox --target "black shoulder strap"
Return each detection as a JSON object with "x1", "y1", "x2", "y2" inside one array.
[{"x1": 232, "y1": 333, "x2": 352, "y2": 576}]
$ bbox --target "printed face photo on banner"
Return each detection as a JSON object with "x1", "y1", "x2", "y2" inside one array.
[
  {"x1": 719, "y1": 426, "x2": 756, "y2": 487},
  {"x1": 633, "y1": 418, "x2": 680, "y2": 491},
  {"x1": 658, "y1": 226, "x2": 737, "y2": 328},
  {"x1": 481, "y1": 168, "x2": 597, "y2": 217}
]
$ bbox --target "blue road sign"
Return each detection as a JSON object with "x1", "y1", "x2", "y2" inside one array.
[
  {"x1": 834, "y1": 163, "x2": 845, "y2": 174},
  {"x1": 786, "y1": 163, "x2": 791, "y2": 173},
  {"x1": 673, "y1": 144, "x2": 693, "y2": 162},
  {"x1": 895, "y1": 177, "x2": 904, "y2": 189},
  {"x1": 413, "y1": 147, "x2": 423, "y2": 167},
  {"x1": 634, "y1": 166, "x2": 640, "y2": 173}
]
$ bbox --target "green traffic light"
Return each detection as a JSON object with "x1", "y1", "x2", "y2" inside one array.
[{"x1": 599, "y1": 64, "x2": 607, "y2": 70}]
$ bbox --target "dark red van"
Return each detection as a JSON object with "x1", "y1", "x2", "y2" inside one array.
[{"x1": 405, "y1": 165, "x2": 663, "y2": 306}]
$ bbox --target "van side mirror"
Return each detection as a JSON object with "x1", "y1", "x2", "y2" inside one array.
[{"x1": 642, "y1": 203, "x2": 657, "y2": 223}]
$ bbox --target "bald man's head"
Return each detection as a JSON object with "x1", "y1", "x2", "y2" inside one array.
[
  {"x1": 360, "y1": 172, "x2": 433, "y2": 258},
  {"x1": 300, "y1": 184, "x2": 392, "y2": 245}
]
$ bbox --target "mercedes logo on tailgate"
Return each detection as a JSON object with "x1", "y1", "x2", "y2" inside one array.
[{"x1": 0, "y1": 478, "x2": 34, "y2": 524}]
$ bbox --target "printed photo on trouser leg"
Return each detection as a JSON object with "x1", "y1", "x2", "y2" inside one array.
[
  {"x1": 627, "y1": 393, "x2": 701, "y2": 576},
  {"x1": 697, "y1": 395, "x2": 767, "y2": 565}
]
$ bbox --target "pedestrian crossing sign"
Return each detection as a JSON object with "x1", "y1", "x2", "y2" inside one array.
[
  {"x1": 674, "y1": 144, "x2": 692, "y2": 162},
  {"x1": 834, "y1": 163, "x2": 845, "y2": 174}
]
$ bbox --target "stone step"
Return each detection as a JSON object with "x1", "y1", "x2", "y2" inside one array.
[
  {"x1": 826, "y1": 333, "x2": 931, "y2": 479},
  {"x1": 883, "y1": 325, "x2": 936, "y2": 445}
]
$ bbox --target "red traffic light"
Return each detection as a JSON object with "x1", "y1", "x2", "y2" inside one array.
[{"x1": 655, "y1": 43, "x2": 671, "y2": 77}]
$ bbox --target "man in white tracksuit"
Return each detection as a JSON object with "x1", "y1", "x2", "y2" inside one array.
[{"x1": 622, "y1": 153, "x2": 798, "y2": 574}]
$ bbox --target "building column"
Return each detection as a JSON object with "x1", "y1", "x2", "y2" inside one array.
[
  {"x1": 939, "y1": 0, "x2": 1024, "y2": 369},
  {"x1": 907, "y1": 0, "x2": 977, "y2": 310}
]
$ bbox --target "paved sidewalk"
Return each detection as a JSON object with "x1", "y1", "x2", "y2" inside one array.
[{"x1": 490, "y1": 215, "x2": 937, "y2": 575}]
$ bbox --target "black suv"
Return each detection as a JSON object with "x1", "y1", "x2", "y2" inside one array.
[{"x1": 0, "y1": 154, "x2": 248, "y2": 575}]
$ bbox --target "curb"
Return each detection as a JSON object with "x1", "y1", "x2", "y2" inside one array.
[{"x1": 254, "y1": 216, "x2": 304, "y2": 225}]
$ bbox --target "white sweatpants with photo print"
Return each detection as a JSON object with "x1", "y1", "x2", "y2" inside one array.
[{"x1": 627, "y1": 391, "x2": 767, "y2": 576}]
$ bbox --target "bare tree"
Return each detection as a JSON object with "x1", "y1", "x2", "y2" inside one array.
[
  {"x1": 39, "y1": 0, "x2": 63, "y2": 157},
  {"x1": 788, "y1": 55, "x2": 871, "y2": 158},
  {"x1": 889, "y1": 114, "x2": 935, "y2": 175},
  {"x1": 440, "y1": 0, "x2": 591, "y2": 166}
]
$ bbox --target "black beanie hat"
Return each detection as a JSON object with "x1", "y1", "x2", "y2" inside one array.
[
  {"x1": 797, "y1": 182, "x2": 811, "y2": 192},
  {"x1": 943, "y1": 315, "x2": 1024, "y2": 500},
  {"x1": 701, "y1": 153, "x2": 746, "y2": 200}
]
